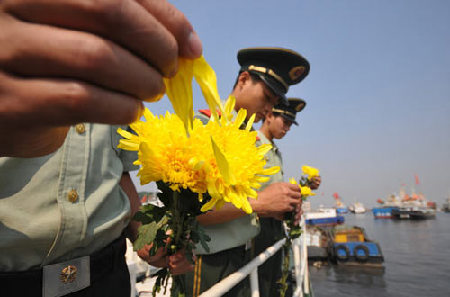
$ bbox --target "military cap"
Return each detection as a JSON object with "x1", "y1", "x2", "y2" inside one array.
[
  {"x1": 238, "y1": 47, "x2": 310, "y2": 104},
  {"x1": 271, "y1": 97, "x2": 306, "y2": 125}
]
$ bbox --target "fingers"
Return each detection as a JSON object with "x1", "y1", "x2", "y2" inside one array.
[
  {"x1": 1, "y1": 71, "x2": 143, "y2": 127},
  {"x1": 294, "y1": 205, "x2": 303, "y2": 220},
  {"x1": 137, "y1": 0, "x2": 202, "y2": 58},
  {"x1": 285, "y1": 183, "x2": 302, "y2": 200},
  {"x1": 3, "y1": 0, "x2": 202, "y2": 76},
  {"x1": 0, "y1": 14, "x2": 165, "y2": 101},
  {"x1": 168, "y1": 250, "x2": 194, "y2": 275},
  {"x1": 138, "y1": 245, "x2": 169, "y2": 268},
  {"x1": 0, "y1": 126, "x2": 69, "y2": 157}
]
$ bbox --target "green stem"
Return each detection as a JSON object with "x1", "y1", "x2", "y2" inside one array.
[{"x1": 173, "y1": 191, "x2": 184, "y2": 250}]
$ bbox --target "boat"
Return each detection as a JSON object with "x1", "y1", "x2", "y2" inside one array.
[
  {"x1": 335, "y1": 200, "x2": 348, "y2": 214},
  {"x1": 372, "y1": 206, "x2": 398, "y2": 219},
  {"x1": 335, "y1": 207, "x2": 348, "y2": 214},
  {"x1": 392, "y1": 205, "x2": 436, "y2": 220},
  {"x1": 387, "y1": 190, "x2": 436, "y2": 220},
  {"x1": 329, "y1": 226, "x2": 384, "y2": 268},
  {"x1": 332, "y1": 192, "x2": 348, "y2": 214},
  {"x1": 304, "y1": 208, "x2": 345, "y2": 226},
  {"x1": 349, "y1": 202, "x2": 366, "y2": 214}
]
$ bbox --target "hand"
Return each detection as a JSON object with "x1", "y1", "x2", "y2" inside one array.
[
  {"x1": 309, "y1": 176, "x2": 322, "y2": 190},
  {"x1": 0, "y1": 0, "x2": 202, "y2": 157},
  {"x1": 251, "y1": 182, "x2": 302, "y2": 220},
  {"x1": 137, "y1": 244, "x2": 168, "y2": 268},
  {"x1": 137, "y1": 245, "x2": 194, "y2": 275},
  {"x1": 293, "y1": 204, "x2": 303, "y2": 226},
  {"x1": 167, "y1": 248, "x2": 195, "y2": 275}
]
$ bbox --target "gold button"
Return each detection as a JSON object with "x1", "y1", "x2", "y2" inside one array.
[
  {"x1": 75, "y1": 123, "x2": 85, "y2": 134},
  {"x1": 67, "y1": 189, "x2": 78, "y2": 203},
  {"x1": 60, "y1": 265, "x2": 77, "y2": 283}
]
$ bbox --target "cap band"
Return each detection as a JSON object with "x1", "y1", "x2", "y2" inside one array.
[
  {"x1": 247, "y1": 65, "x2": 289, "y2": 90},
  {"x1": 272, "y1": 108, "x2": 296, "y2": 118}
]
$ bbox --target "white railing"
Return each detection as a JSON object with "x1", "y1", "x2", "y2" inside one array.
[
  {"x1": 198, "y1": 217, "x2": 309, "y2": 297},
  {"x1": 293, "y1": 217, "x2": 309, "y2": 297}
]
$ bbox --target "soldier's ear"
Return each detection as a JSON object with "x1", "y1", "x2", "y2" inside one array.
[
  {"x1": 265, "y1": 111, "x2": 275, "y2": 122},
  {"x1": 237, "y1": 71, "x2": 251, "y2": 88}
]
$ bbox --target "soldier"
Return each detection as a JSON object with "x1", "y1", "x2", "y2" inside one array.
[
  {"x1": 254, "y1": 98, "x2": 321, "y2": 297},
  {"x1": 180, "y1": 48, "x2": 310, "y2": 297}
]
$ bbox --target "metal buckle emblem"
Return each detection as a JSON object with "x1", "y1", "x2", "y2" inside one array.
[{"x1": 60, "y1": 265, "x2": 77, "y2": 283}]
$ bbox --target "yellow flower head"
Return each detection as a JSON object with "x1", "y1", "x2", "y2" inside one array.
[
  {"x1": 118, "y1": 111, "x2": 209, "y2": 193},
  {"x1": 289, "y1": 177, "x2": 316, "y2": 199},
  {"x1": 118, "y1": 56, "x2": 279, "y2": 214},
  {"x1": 301, "y1": 165, "x2": 320, "y2": 180}
]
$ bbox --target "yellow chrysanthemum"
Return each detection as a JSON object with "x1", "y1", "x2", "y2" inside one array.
[
  {"x1": 118, "y1": 105, "x2": 278, "y2": 213},
  {"x1": 118, "y1": 111, "x2": 207, "y2": 193},
  {"x1": 198, "y1": 101, "x2": 278, "y2": 214},
  {"x1": 289, "y1": 177, "x2": 316, "y2": 199},
  {"x1": 118, "y1": 56, "x2": 279, "y2": 214},
  {"x1": 301, "y1": 165, "x2": 320, "y2": 180}
]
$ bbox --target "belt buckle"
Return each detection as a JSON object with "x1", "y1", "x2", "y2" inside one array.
[{"x1": 43, "y1": 256, "x2": 90, "y2": 297}]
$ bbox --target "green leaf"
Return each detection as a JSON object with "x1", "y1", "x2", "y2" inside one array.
[
  {"x1": 289, "y1": 227, "x2": 303, "y2": 239},
  {"x1": 190, "y1": 220, "x2": 211, "y2": 253},
  {"x1": 133, "y1": 203, "x2": 166, "y2": 224},
  {"x1": 133, "y1": 221, "x2": 158, "y2": 251}
]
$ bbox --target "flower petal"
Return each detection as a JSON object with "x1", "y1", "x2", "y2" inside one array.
[
  {"x1": 164, "y1": 58, "x2": 194, "y2": 134},
  {"x1": 193, "y1": 56, "x2": 223, "y2": 121},
  {"x1": 211, "y1": 137, "x2": 234, "y2": 184}
]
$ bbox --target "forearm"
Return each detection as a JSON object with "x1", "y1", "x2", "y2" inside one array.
[
  {"x1": 119, "y1": 172, "x2": 141, "y2": 242},
  {"x1": 197, "y1": 203, "x2": 247, "y2": 225}
]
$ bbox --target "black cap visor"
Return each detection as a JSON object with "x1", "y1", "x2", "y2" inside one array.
[{"x1": 279, "y1": 113, "x2": 298, "y2": 126}]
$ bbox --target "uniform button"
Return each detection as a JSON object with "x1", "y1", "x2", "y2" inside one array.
[
  {"x1": 75, "y1": 123, "x2": 85, "y2": 134},
  {"x1": 67, "y1": 189, "x2": 78, "y2": 203}
]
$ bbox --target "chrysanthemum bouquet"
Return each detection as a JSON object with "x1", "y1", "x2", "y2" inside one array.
[
  {"x1": 118, "y1": 57, "x2": 278, "y2": 296},
  {"x1": 279, "y1": 165, "x2": 319, "y2": 297}
]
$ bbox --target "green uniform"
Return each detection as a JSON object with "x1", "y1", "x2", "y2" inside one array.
[
  {"x1": 181, "y1": 47, "x2": 310, "y2": 296},
  {"x1": 0, "y1": 124, "x2": 138, "y2": 272},
  {"x1": 253, "y1": 130, "x2": 285, "y2": 297},
  {"x1": 180, "y1": 112, "x2": 259, "y2": 297}
]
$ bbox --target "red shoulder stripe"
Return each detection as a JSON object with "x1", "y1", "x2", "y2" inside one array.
[
  {"x1": 198, "y1": 109, "x2": 222, "y2": 118},
  {"x1": 199, "y1": 109, "x2": 212, "y2": 117}
]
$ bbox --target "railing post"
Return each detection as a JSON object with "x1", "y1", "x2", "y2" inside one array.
[
  {"x1": 302, "y1": 223, "x2": 310, "y2": 295},
  {"x1": 250, "y1": 269, "x2": 260, "y2": 297},
  {"x1": 292, "y1": 216, "x2": 307, "y2": 297}
]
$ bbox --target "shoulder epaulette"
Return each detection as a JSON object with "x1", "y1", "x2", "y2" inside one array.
[{"x1": 198, "y1": 109, "x2": 222, "y2": 118}]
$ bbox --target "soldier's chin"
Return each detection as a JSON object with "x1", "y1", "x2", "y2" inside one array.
[{"x1": 275, "y1": 131, "x2": 286, "y2": 139}]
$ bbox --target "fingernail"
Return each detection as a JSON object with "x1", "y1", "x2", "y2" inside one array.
[
  {"x1": 135, "y1": 103, "x2": 144, "y2": 121},
  {"x1": 145, "y1": 83, "x2": 166, "y2": 103},
  {"x1": 187, "y1": 31, "x2": 202, "y2": 58}
]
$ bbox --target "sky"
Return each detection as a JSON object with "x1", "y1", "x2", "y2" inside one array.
[{"x1": 131, "y1": 0, "x2": 450, "y2": 208}]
